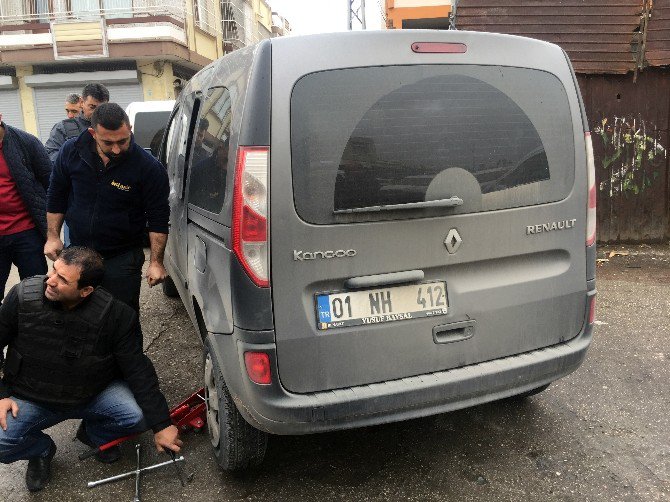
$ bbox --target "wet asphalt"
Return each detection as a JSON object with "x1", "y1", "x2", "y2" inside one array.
[{"x1": 0, "y1": 245, "x2": 669, "y2": 501}]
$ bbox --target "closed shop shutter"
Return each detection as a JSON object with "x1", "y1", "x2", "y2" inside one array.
[
  {"x1": 34, "y1": 87, "x2": 82, "y2": 142},
  {"x1": 0, "y1": 89, "x2": 24, "y2": 130},
  {"x1": 34, "y1": 83, "x2": 144, "y2": 142}
]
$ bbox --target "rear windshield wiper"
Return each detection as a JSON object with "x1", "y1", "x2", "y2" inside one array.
[{"x1": 334, "y1": 196, "x2": 463, "y2": 214}]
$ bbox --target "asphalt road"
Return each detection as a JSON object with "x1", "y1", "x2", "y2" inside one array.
[{"x1": 1, "y1": 245, "x2": 669, "y2": 501}]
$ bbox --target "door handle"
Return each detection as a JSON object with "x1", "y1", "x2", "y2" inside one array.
[
  {"x1": 344, "y1": 270, "x2": 424, "y2": 289},
  {"x1": 433, "y1": 320, "x2": 475, "y2": 344}
]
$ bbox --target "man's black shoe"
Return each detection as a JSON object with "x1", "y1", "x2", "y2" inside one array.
[
  {"x1": 75, "y1": 422, "x2": 121, "y2": 464},
  {"x1": 25, "y1": 440, "x2": 56, "y2": 492}
]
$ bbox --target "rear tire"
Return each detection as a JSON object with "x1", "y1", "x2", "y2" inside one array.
[
  {"x1": 204, "y1": 340, "x2": 268, "y2": 471},
  {"x1": 162, "y1": 276, "x2": 179, "y2": 297}
]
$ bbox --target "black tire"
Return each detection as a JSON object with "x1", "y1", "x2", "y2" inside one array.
[
  {"x1": 507, "y1": 383, "x2": 551, "y2": 401},
  {"x1": 162, "y1": 276, "x2": 179, "y2": 297},
  {"x1": 203, "y1": 340, "x2": 268, "y2": 471}
]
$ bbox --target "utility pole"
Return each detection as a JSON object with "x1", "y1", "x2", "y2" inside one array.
[{"x1": 348, "y1": 0, "x2": 366, "y2": 30}]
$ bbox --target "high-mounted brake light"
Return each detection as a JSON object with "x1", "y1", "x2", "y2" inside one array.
[
  {"x1": 411, "y1": 42, "x2": 467, "y2": 54},
  {"x1": 585, "y1": 132, "x2": 597, "y2": 247},
  {"x1": 232, "y1": 146, "x2": 270, "y2": 287}
]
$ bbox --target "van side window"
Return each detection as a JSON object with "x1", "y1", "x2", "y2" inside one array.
[
  {"x1": 174, "y1": 94, "x2": 201, "y2": 200},
  {"x1": 187, "y1": 87, "x2": 232, "y2": 214}
]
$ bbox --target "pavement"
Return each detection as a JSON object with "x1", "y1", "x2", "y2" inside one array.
[{"x1": 0, "y1": 244, "x2": 669, "y2": 501}]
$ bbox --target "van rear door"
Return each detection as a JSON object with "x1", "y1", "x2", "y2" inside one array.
[{"x1": 269, "y1": 31, "x2": 589, "y2": 394}]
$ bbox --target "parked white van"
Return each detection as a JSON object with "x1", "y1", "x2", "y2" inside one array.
[{"x1": 125, "y1": 100, "x2": 175, "y2": 156}]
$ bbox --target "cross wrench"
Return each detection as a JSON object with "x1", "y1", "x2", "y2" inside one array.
[{"x1": 87, "y1": 452, "x2": 185, "y2": 490}]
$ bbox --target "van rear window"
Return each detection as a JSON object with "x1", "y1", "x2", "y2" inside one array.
[{"x1": 290, "y1": 65, "x2": 575, "y2": 224}]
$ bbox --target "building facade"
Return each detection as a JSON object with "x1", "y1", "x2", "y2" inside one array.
[
  {"x1": 0, "y1": 0, "x2": 287, "y2": 140},
  {"x1": 385, "y1": 0, "x2": 452, "y2": 30}
]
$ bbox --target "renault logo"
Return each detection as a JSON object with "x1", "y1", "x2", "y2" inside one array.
[{"x1": 444, "y1": 229, "x2": 462, "y2": 254}]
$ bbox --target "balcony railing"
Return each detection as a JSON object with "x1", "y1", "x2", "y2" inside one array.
[
  {"x1": 222, "y1": 0, "x2": 259, "y2": 51},
  {"x1": 193, "y1": 0, "x2": 216, "y2": 35},
  {"x1": 0, "y1": 0, "x2": 187, "y2": 24}
]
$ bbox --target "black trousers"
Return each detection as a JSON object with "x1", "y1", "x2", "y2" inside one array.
[{"x1": 100, "y1": 247, "x2": 145, "y2": 315}]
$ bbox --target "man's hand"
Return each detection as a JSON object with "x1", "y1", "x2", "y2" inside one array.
[
  {"x1": 0, "y1": 398, "x2": 19, "y2": 431},
  {"x1": 153, "y1": 425, "x2": 182, "y2": 453},
  {"x1": 44, "y1": 237, "x2": 64, "y2": 261},
  {"x1": 145, "y1": 261, "x2": 167, "y2": 288}
]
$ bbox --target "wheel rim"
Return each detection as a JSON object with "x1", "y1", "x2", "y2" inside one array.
[{"x1": 204, "y1": 354, "x2": 220, "y2": 448}]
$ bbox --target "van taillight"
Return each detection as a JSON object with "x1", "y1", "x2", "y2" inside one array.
[
  {"x1": 232, "y1": 146, "x2": 269, "y2": 287},
  {"x1": 585, "y1": 132, "x2": 597, "y2": 247}
]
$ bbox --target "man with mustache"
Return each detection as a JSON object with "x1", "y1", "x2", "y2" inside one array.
[
  {"x1": 44, "y1": 103, "x2": 169, "y2": 314},
  {"x1": 0, "y1": 246, "x2": 181, "y2": 492}
]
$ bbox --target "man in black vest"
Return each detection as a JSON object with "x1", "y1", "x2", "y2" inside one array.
[
  {"x1": 0, "y1": 246, "x2": 181, "y2": 492},
  {"x1": 45, "y1": 83, "x2": 109, "y2": 163}
]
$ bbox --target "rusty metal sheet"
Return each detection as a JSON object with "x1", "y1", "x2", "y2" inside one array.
[
  {"x1": 456, "y1": 0, "x2": 643, "y2": 74},
  {"x1": 577, "y1": 71, "x2": 670, "y2": 242}
]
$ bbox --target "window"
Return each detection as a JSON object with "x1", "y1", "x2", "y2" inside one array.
[
  {"x1": 187, "y1": 87, "x2": 232, "y2": 214},
  {"x1": 161, "y1": 106, "x2": 181, "y2": 174},
  {"x1": 291, "y1": 65, "x2": 575, "y2": 224},
  {"x1": 194, "y1": 0, "x2": 216, "y2": 34}
]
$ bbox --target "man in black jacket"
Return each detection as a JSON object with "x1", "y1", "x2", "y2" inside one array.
[
  {"x1": 0, "y1": 114, "x2": 51, "y2": 301},
  {"x1": 0, "y1": 246, "x2": 181, "y2": 492},
  {"x1": 45, "y1": 83, "x2": 109, "y2": 163},
  {"x1": 45, "y1": 103, "x2": 169, "y2": 313}
]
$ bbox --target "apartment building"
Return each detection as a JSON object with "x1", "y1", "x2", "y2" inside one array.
[
  {"x1": 0, "y1": 0, "x2": 286, "y2": 139},
  {"x1": 385, "y1": 0, "x2": 452, "y2": 29},
  {"x1": 223, "y1": 0, "x2": 281, "y2": 52}
]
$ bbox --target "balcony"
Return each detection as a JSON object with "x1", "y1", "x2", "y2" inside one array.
[
  {"x1": 223, "y1": 0, "x2": 263, "y2": 52},
  {"x1": 0, "y1": 0, "x2": 191, "y2": 57}
]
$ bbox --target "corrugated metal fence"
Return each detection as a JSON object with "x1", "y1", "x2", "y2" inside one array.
[{"x1": 578, "y1": 70, "x2": 669, "y2": 242}]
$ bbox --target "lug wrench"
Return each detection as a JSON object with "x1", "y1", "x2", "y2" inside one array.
[
  {"x1": 134, "y1": 444, "x2": 141, "y2": 502},
  {"x1": 87, "y1": 452, "x2": 185, "y2": 490}
]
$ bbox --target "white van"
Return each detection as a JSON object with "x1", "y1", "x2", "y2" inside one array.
[{"x1": 125, "y1": 100, "x2": 175, "y2": 156}]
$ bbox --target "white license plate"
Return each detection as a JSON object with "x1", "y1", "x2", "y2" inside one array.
[{"x1": 315, "y1": 281, "x2": 448, "y2": 330}]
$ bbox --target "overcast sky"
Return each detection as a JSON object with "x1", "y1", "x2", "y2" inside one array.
[{"x1": 268, "y1": 0, "x2": 385, "y2": 35}]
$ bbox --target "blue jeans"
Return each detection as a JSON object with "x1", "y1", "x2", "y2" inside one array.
[
  {"x1": 0, "y1": 381, "x2": 147, "y2": 463},
  {"x1": 0, "y1": 228, "x2": 47, "y2": 302}
]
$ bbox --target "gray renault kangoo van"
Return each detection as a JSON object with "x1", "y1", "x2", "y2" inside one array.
[{"x1": 160, "y1": 30, "x2": 597, "y2": 471}]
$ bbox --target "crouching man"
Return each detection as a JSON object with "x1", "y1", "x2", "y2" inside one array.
[{"x1": 0, "y1": 246, "x2": 181, "y2": 492}]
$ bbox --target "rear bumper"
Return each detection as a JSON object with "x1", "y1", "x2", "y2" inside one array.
[{"x1": 209, "y1": 324, "x2": 593, "y2": 435}]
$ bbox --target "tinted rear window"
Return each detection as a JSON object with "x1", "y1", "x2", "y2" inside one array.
[{"x1": 290, "y1": 65, "x2": 575, "y2": 224}]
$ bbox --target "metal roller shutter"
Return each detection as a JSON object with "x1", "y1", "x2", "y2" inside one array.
[
  {"x1": 0, "y1": 89, "x2": 24, "y2": 130},
  {"x1": 34, "y1": 87, "x2": 82, "y2": 142},
  {"x1": 34, "y1": 83, "x2": 144, "y2": 142}
]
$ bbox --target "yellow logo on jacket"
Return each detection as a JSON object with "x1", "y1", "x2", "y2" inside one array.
[{"x1": 111, "y1": 180, "x2": 131, "y2": 191}]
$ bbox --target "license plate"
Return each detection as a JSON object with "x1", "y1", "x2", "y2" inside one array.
[{"x1": 315, "y1": 281, "x2": 448, "y2": 330}]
